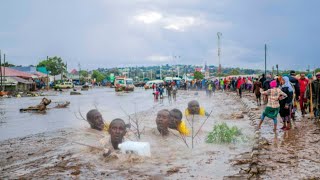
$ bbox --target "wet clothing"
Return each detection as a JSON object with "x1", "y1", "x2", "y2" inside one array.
[
  {"x1": 261, "y1": 88, "x2": 288, "y2": 108},
  {"x1": 262, "y1": 77, "x2": 272, "y2": 91},
  {"x1": 279, "y1": 86, "x2": 293, "y2": 118},
  {"x1": 299, "y1": 78, "x2": 309, "y2": 113},
  {"x1": 185, "y1": 107, "x2": 206, "y2": 116},
  {"x1": 261, "y1": 87, "x2": 287, "y2": 125},
  {"x1": 236, "y1": 78, "x2": 244, "y2": 89},
  {"x1": 260, "y1": 77, "x2": 266, "y2": 85},
  {"x1": 289, "y1": 76, "x2": 300, "y2": 100},
  {"x1": 253, "y1": 81, "x2": 262, "y2": 99},
  {"x1": 299, "y1": 78, "x2": 309, "y2": 93},
  {"x1": 306, "y1": 79, "x2": 320, "y2": 117},
  {"x1": 262, "y1": 107, "x2": 280, "y2": 119},
  {"x1": 177, "y1": 121, "x2": 190, "y2": 136},
  {"x1": 261, "y1": 107, "x2": 279, "y2": 124}
]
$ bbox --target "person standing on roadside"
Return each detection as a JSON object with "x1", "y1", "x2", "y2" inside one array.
[
  {"x1": 306, "y1": 72, "x2": 320, "y2": 119},
  {"x1": 289, "y1": 71, "x2": 300, "y2": 121},
  {"x1": 262, "y1": 74, "x2": 272, "y2": 104},
  {"x1": 253, "y1": 78, "x2": 262, "y2": 106},
  {"x1": 236, "y1": 76, "x2": 244, "y2": 98},
  {"x1": 279, "y1": 76, "x2": 294, "y2": 130},
  {"x1": 260, "y1": 74, "x2": 266, "y2": 85},
  {"x1": 298, "y1": 73, "x2": 309, "y2": 117},
  {"x1": 258, "y1": 80, "x2": 288, "y2": 132}
]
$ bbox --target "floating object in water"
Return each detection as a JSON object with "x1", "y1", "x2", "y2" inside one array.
[
  {"x1": 70, "y1": 91, "x2": 81, "y2": 95},
  {"x1": 54, "y1": 101, "x2": 70, "y2": 108},
  {"x1": 118, "y1": 141, "x2": 151, "y2": 157},
  {"x1": 20, "y1": 107, "x2": 46, "y2": 112}
]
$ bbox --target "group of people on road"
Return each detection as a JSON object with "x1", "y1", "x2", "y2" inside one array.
[
  {"x1": 152, "y1": 81, "x2": 178, "y2": 102},
  {"x1": 256, "y1": 71, "x2": 320, "y2": 132}
]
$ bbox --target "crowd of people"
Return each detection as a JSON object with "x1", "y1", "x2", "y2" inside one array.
[
  {"x1": 83, "y1": 70, "x2": 320, "y2": 157},
  {"x1": 150, "y1": 71, "x2": 320, "y2": 131},
  {"x1": 257, "y1": 71, "x2": 320, "y2": 132}
]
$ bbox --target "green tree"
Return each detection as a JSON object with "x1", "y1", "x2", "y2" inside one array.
[
  {"x1": 229, "y1": 69, "x2": 240, "y2": 75},
  {"x1": 37, "y1": 56, "x2": 66, "y2": 76},
  {"x1": 79, "y1": 70, "x2": 88, "y2": 77},
  {"x1": 91, "y1": 70, "x2": 106, "y2": 82},
  {"x1": 194, "y1": 71, "x2": 204, "y2": 80}
]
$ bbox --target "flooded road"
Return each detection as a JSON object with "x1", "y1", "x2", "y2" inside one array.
[
  {"x1": 0, "y1": 88, "x2": 256, "y2": 179},
  {"x1": 0, "y1": 87, "x2": 158, "y2": 141}
]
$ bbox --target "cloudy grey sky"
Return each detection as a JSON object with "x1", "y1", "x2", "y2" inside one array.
[{"x1": 0, "y1": 0, "x2": 319, "y2": 71}]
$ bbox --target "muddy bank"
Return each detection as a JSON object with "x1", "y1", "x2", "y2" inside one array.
[
  {"x1": 0, "y1": 90, "x2": 254, "y2": 179},
  {"x1": 228, "y1": 92, "x2": 320, "y2": 180}
]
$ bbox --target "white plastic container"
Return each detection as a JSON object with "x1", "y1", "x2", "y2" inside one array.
[{"x1": 118, "y1": 141, "x2": 151, "y2": 157}]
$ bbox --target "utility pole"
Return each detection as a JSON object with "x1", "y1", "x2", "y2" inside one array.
[
  {"x1": 217, "y1": 32, "x2": 222, "y2": 75},
  {"x1": 3, "y1": 54, "x2": 5, "y2": 91},
  {"x1": 78, "y1": 63, "x2": 81, "y2": 85},
  {"x1": 160, "y1": 65, "x2": 162, "y2": 79},
  {"x1": 0, "y1": 50, "x2": 2, "y2": 92},
  {"x1": 276, "y1": 64, "x2": 279, "y2": 75},
  {"x1": 265, "y1": 44, "x2": 267, "y2": 75}
]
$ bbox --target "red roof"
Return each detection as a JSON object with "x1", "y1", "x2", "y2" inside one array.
[
  {"x1": 0, "y1": 66, "x2": 33, "y2": 78},
  {"x1": 71, "y1": 69, "x2": 78, "y2": 75}
]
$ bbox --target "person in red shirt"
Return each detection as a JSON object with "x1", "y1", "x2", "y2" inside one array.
[
  {"x1": 298, "y1": 73, "x2": 309, "y2": 116},
  {"x1": 236, "y1": 76, "x2": 244, "y2": 98}
]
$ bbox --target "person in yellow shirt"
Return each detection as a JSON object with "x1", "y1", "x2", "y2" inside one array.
[
  {"x1": 169, "y1": 109, "x2": 190, "y2": 136},
  {"x1": 86, "y1": 109, "x2": 109, "y2": 132},
  {"x1": 184, "y1": 100, "x2": 206, "y2": 116}
]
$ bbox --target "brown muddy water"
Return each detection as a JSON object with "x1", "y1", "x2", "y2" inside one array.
[
  {"x1": 0, "y1": 88, "x2": 157, "y2": 141},
  {"x1": 0, "y1": 88, "x2": 255, "y2": 179}
]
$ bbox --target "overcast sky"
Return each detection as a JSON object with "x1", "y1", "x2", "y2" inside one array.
[{"x1": 0, "y1": 0, "x2": 319, "y2": 71}]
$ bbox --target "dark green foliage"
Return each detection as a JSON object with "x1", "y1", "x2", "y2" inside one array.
[
  {"x1": 194, "y1": 71, "x2": 204, "y2": 80},
  {"x1": 91, "y1": 70, "x2": 106, "y2": 82},
  {"x1": 206, "y1": 123, "x2": 241, "y2": 144},
  {"x1": 37, "y1": 56, "x2": 66, "y2": 76}
]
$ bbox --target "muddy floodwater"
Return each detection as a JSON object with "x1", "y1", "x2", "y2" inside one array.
[
  {"x1": 2, "y1": 87, "x2": 318, "y2": 179},
  {"x1": 0, "y1": 88, "x2": 256, "y2": 179},
  {"x1": 0, "y1": 88, "x2": 156, "y2": 141}
]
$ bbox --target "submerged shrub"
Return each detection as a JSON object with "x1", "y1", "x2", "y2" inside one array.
[{"x1": 206, "y1": 122, "x2": 242, "y2": 144}]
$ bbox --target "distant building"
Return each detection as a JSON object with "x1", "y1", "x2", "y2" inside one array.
[
  {"x1": 10, "y1": 66, "x2": 49, "y2": 90},
  {"x1": 0, "y1": 66, "x2": 34, "y2": 91}
]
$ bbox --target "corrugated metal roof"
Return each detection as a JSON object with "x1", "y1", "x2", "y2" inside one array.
[
  {"x1": 0, "y1": 66, "x2": 33, "y2": 78},
  {"x1": 33, "y1": 71, "x2": 47, "y2": 78},
  {"x1": 10, "y1": 76, "x2": 34, "y2": 84}
]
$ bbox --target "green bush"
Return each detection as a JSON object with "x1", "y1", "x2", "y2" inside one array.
[{"x1": 206, "y1": 122, "x2": 242, "y2": 144}]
